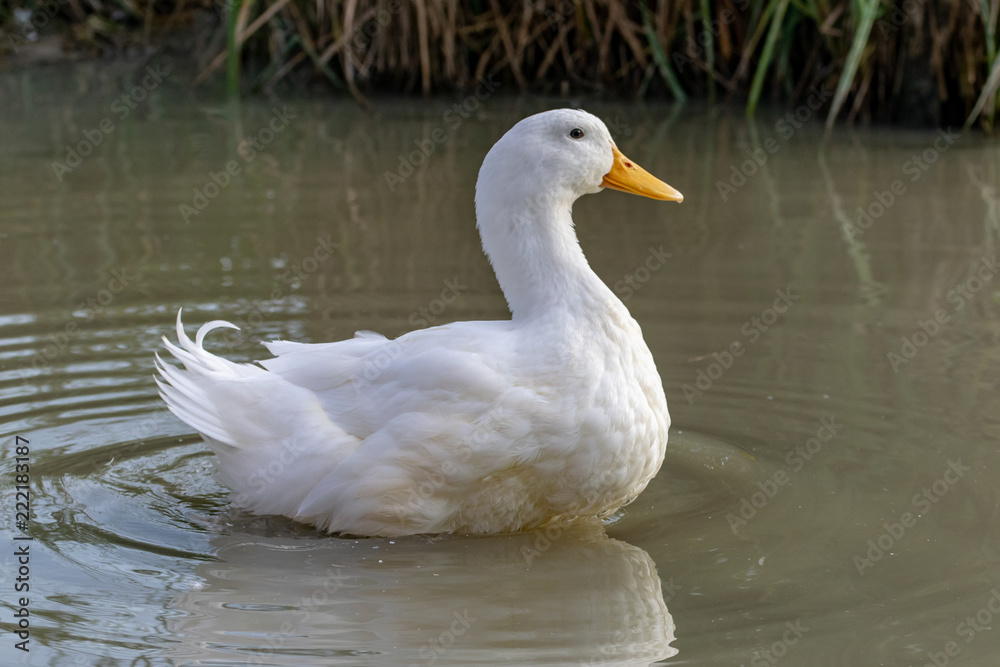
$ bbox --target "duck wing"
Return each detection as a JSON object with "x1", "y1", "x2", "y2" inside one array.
[{"x1": 157, "y1": 312, "x2": 559, "y2": 534}]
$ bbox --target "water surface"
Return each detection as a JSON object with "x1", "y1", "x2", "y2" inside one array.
[{"x1": 2, "y1": 61, "x2": 1000, "y2": 666}]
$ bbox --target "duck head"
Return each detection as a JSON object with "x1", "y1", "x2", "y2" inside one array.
[
  {"x1": 474, "y1": 109, "x2": 682, "y2": 319},
  {"x1": 476, "y1": 109, "x2": 683, "y2": 209}
]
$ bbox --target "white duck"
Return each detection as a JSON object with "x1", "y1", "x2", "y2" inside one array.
[{"x1": 156, "y1": 109, "x2": 683, "y2": 537}]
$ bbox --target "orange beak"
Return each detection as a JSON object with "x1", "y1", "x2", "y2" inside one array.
[{"x1": 601, "y1": 144, "x2": 683, "y2": 202}]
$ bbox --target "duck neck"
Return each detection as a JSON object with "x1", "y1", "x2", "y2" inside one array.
[{"x1": 476, "y1": 189, "x2": 613, "y2": 322}]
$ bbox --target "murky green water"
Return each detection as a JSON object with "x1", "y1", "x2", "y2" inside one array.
[{"x1": 2, "y1": 60, "x2": 1000, "y2": 666}]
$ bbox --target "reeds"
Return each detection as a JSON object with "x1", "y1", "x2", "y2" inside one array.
[{"x1": 3, "y1": 0, "x2": 999, "y2": 128}]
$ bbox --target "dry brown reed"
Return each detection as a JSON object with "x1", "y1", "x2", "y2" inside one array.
[{"x1": 2, "y1": 0, "x2": 998, "y2": 128}]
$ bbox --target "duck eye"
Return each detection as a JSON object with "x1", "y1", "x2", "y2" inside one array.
[{"x1": 569, "y1": 128, "x2": 584, "y2": 139}]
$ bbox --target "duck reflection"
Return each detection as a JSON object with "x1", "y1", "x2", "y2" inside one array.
[{"x1": 168, "y1": 520, "x2": 677, "y2": 666}]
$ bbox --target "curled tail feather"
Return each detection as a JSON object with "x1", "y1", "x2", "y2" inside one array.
[{"x1": 155, "y1": 309, "x2": 359, "y2": 520}]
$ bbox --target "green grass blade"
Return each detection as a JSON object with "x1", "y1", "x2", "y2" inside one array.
[
  {"x1": 698, "y1": 0, "x2": 716, "y2": 103},
  {"x1": 978, "y1": 0, "x2": 996, "y2": 64},
  {"x1": 227, "y1": 0, "x2": 242, "y2": 98},
  {"x1": 250, "y1": 34, "x2": 302, "y2": 93},
  {"x1": 824, "y1": 0, "x2": 879, "y2": 130},
  {"x1": 641, "y1": 2, "x2": 687, "y2": 103},
  {"x1": 964, "y1": 52, "x2": 1000, "y2": 129},
  {"x1": 747, "y1": 0, "x2": 790, "y2": 117},
  {"x1": 300, "y1": 36, "x2": 347, "y2": 91}
]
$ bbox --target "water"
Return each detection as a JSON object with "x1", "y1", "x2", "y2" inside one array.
[{"x1": 2, "y1": 60, "x2": 1000, "y2": 666}]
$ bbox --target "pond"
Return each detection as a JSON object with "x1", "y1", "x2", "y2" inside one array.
[{"x1": 2, "y1": 60, "x2": 1000, "y2": 666}]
